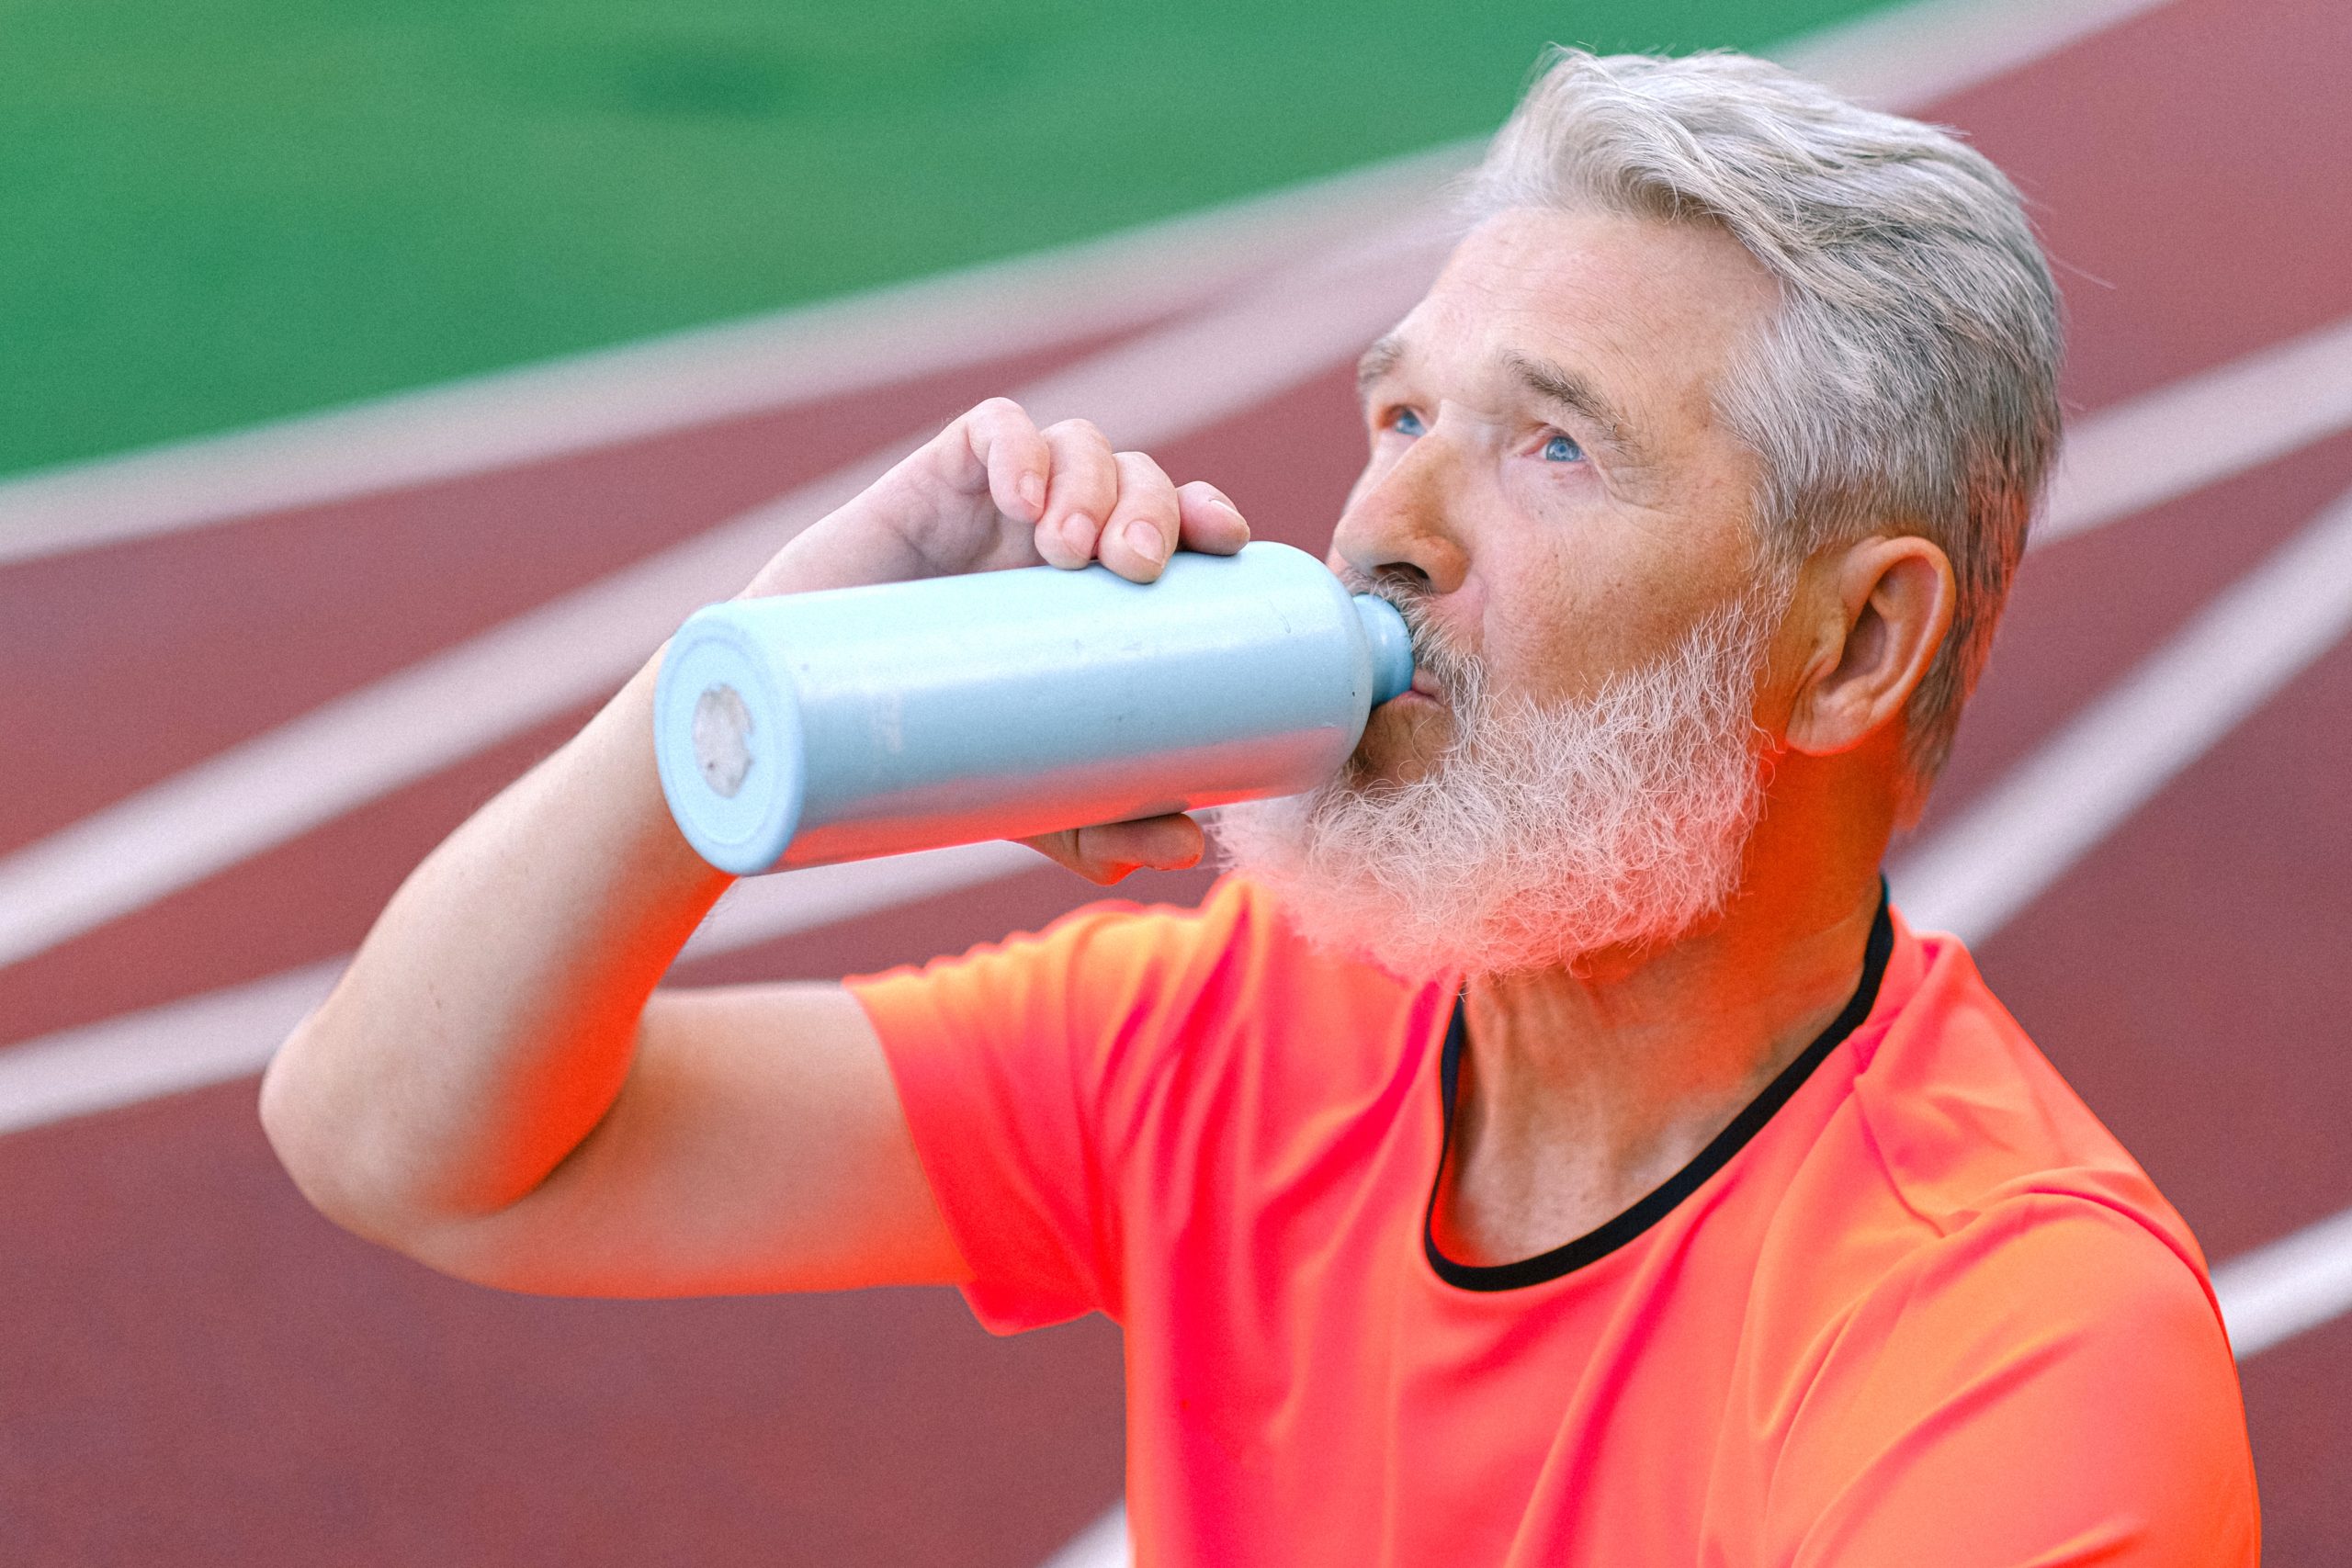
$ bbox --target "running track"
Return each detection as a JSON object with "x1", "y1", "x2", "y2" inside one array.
[{"x1": 3, "y1": 0, "x2": 2348, "y2": 1560}]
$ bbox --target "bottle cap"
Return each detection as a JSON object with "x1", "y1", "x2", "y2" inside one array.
[{"x1": 654, "y1": 606, "x2": 808, "y2": 874}]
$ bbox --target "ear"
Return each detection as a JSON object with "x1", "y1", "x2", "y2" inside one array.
[{"x1": 1784, "y1": 535, "x2": 1955, "y2": 758}]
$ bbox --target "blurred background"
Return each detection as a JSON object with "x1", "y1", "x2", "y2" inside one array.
[
  {"x1": 2, "y1": 0, "x2": 1885, "y2": 478},
  {"x1": 3, "y1": 0, "x2": 2347, "y2": 1562}
]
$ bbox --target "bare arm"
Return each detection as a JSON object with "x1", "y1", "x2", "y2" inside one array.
[{"x1": 259, "y1": 400, "x2": 1248, "y2": 1295}]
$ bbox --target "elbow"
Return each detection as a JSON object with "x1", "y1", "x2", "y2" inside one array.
[
  {"x1": 257, "y1": 1015, "x2": 542, "y2": 1292},
  {"x1": 255, "y1": 1023, "x2": 324, "y2": 1201},
  {"x1": 257, "y1": 1010, "x2": 407, "y2": 1248}
]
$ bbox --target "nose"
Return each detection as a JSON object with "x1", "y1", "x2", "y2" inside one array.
[{"x1": 1329, "y1": 425, "x2": 1469, "y2": 597}]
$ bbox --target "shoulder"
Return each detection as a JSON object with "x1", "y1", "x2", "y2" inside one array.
[
  {"x1": 1806, "y1": 908, "x2": 2223, "y2": 1351},
  {"x1": 1060, "y1": 874, "x2": 1437, "y2": 1132},
  {"x1": 1841, "y1": 910, "x2": 2208, "y2": 1277},
  {"x1": 847, "y1": 872, "x2": 1278, "y2": 1037},
  {"x1": 1749, "y1": 915, "x2": 2256, "y2": 1560},
  {"x1": 848, "y1": 872, "x2": 1427, "y2": 1104},
  {"x1": 1767, "y1": 1193, "x2": 2256, "y2": 1564},
  {"x1": 853, "y1": 872, "x2": 1291, "y2": 984},
  {"x1": 1767, "y1": 1204, "x2": 2259, "y2": 1562},
  {"x1": 1836, "y1": 1189, "x2": 2230, "y2": 1382}
]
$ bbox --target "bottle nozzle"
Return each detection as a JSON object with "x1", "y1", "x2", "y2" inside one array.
[{"x1": 1352, "y1": 595, "x2": 1415, "y2": 707}]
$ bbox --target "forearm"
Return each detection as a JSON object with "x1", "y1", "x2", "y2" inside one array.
[{"x1": 260, "y1": 654, "x2": 730, "y2": 1242}]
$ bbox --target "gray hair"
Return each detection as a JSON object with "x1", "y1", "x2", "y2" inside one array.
[{"x1": 1466, "y1": 48, "x2": 2064, "y2": 784}]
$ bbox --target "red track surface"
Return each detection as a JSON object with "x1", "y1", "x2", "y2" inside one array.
[{"x1": 4, "y1": 0, "x2": 2349, "y2": 1559}]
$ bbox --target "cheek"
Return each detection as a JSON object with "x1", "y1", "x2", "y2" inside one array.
[
  {"x1": 1462, "y1": 536, "x2": 1584, "y2": 690},
  {"x1": 1470, "y1": 540, "x2": 1700, "y2": 705},
  {"x1": 1465, "y1": 471, "x2": 1640, "y2": 672}
]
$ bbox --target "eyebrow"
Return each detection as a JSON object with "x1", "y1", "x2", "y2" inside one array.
[
  {"x1": 1504, "y1": 352, "x2": 1646, "y2": 461},
  {"x1": 1355, "y1": 333, "x2": 1406, "y2": 395}
]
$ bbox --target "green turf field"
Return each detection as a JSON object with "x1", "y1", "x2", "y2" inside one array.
[{"x1": 0, "y1": 0, "x2": 1890, "y2": 478}]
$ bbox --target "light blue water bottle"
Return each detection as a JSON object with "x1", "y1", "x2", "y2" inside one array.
[{"x1": 653, "y1": 541, "x2": 1413, "y2": 874}]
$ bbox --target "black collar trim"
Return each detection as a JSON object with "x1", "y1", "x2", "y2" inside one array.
[{"x1": 1422, "y1": 886, "x2": 1894, "y2": 1293}]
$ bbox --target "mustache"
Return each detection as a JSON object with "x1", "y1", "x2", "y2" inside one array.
[{"x1": 1340, "y1": 569, "x2": 1479, "y2": 692}]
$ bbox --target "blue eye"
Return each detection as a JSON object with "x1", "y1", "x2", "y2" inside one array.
[
  {"x1": 1541, "y1": 433, "x2": 1585, "y2": 463},
  {"x1": 1387, "y1": 408, "x2": 1427, "y2": 437}
]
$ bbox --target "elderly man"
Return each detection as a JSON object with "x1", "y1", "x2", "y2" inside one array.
[{"x1": 262, "y1": 49, "x2": 2258, "y2": 1564}]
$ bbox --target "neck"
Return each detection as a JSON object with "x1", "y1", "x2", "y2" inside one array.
[{"x1": 1435, "y1": 751, "x2": 1890, "y2": 1267}]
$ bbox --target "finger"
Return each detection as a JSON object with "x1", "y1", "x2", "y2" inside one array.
[
  {"x1": 1174, "y1": 480, "x2": 1251, "y2": 557},
  {"x1": 1020, "y1": 814, "x2": 1205, "y2": 885},
  {"x1": 1072, "y1": 815, "x2": 1206, "y2": 882},
  {"x1": 1037, "y1": 419, "x2": 1120, "y2": 570},
  {"x1": 1094, "y1": 814, "x2": 1207, "y2": 872},
  {"x1": 1099, "y1": 450, "x2": 1182, "y2": 582},
  {"x1": 959, "y1": 398, "x2": 1051, "y2": 525}
]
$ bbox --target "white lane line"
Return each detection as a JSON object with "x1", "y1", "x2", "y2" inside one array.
[
  {"x1": 1890, "y1": 482, "x2": 2352, "y2": 944},
  {"x1": 1778, "y1": 0, "x2": 2176, "y2": 112},
  {"x1": 1037, "y1": 1504, "x2": 1131, "y2": 1568},
  {"x1": 0, "y1": 224, "x2": 1452, "y2": 976},
  {"x1": 2212, "y1": 1205, "x2": 2352, "y2": 1359},
  {"x1": 0, "y1": 840, "x2": 1049, "y2": 1134},
  {"x1": 2041, "y1": 314, "x2": 2352, "y2": 547},
  {"x1": 0, "y1": 145, "x2": 1475, "y2": 567},
  {"x1": 0, "y1": 961, "x2": 342, "y2": 1138}
]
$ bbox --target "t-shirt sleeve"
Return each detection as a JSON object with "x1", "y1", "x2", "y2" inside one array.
[
  {"x1": 1773, "y1": 1196, "x2": 2260, "y2": 1566},
  {"x1": 845, "y1": 884, "x2": 1247, "y2": 1336}
]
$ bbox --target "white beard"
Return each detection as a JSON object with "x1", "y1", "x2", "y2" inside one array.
[{"x1": 1209, "y1": 586, "x2": 1781, "y2": 980}]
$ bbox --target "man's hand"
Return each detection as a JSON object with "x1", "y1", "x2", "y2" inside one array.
[
  {"x1": 746, "y1": 397, "x2": 1250, "y2": 595},
  {"x1": 749, "y1": 399, "x2": 1252, "y2": 885}
]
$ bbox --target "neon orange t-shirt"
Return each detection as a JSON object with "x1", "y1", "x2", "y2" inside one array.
[{"x1": 847, "y1": 877, "x2": 2257, "y2": 1565}]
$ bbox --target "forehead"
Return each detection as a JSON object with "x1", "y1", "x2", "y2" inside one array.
[{"x1": 1380, "y1": 206, "x2": 1779, "y2": 416}]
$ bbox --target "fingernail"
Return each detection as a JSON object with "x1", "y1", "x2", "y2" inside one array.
[
  {"x1": 1061, "y1": 513, "x2": 1096, "y2": 556},
  {"x1": 1124, "y1": 519, "x2": 1166, "y2": 564},
  {"x1": 1018, "y1": 472, "x2": 1046, "y2": 514}
]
